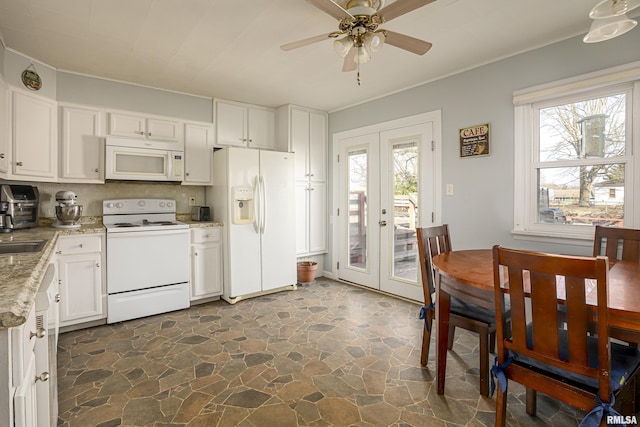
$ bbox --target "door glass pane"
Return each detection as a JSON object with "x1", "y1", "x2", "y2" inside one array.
[
  {"x1": 392, "y1": 141, "x2": 418, "y2": 281},
  {"x1": 348, "y1": 149, "x2": 368, "y2": 270}
]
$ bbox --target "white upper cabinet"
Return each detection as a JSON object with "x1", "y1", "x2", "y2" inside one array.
[
  {"x1": 59, "y1": 104, "x2": 105, "y2": 183},
  {"x1": 10, "y1": 88, "x2": 57, "y2": 181},
  {"x1": 108, "y1": 111, "x2": 181, "y2": 143},
  {"x1": 183, "y1": 121, "x2": 214, "y2": 185},
  {"x1": 214, "y1": 99, "x2": 275, "y2": 149}
]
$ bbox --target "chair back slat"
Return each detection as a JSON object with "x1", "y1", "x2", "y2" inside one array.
[
  {"x1": 493, "y1": 246, "x2": 611, "y2": 398},
  {"x1": 529, "y1": 270, "x2": 560, "y2": 357},
  {"x1": 565, "y1": 276, "x2": 589, "y2": 366},
  {"x1": 594, "y1": 225, "x2": 640, "y2": 262}
]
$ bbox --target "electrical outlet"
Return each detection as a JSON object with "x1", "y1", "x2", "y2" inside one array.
[{"x1": 189, "y1": 197, "x2": 196, "y2": 206}]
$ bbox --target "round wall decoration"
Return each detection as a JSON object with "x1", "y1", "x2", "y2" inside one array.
[{"x1": 21, "y1": 64, "x2": 42, "y2": 91}]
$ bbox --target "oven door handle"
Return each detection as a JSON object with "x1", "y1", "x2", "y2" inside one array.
[{"x1": 107, "y1": 228, "x2": 188, "y2": 238}]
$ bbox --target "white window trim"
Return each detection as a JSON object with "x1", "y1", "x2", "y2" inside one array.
[{"x1": 513, "y1": 61, "x2": 640, "y2": 243}]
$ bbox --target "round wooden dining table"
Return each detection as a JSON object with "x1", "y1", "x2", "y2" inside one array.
[{"x1": 431, "y1": 248, "x2": 640, "y2": 396}]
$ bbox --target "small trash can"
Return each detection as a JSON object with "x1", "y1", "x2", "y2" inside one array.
[{"x1": 297, "y1": 261, "x2": 318, "y2": 284}]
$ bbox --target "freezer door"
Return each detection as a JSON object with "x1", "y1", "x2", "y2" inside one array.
[
  {"x1": 226, "y1": 148, "x2": 262, "y2": 297},
  {"x1": 259, "y1": 150, "x2": 297, "y2": 290}
]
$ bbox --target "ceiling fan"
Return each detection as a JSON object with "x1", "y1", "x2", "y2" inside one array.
[{"x1": 281, "y1": 0, "x2": 435, "y2": 78}]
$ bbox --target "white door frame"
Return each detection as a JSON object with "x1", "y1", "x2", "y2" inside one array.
[{"x1": 330, "y1": 111, "x2": 443, "y2": 293}]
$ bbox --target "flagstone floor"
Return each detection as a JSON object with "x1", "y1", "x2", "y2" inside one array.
[{"x1": 57, "y1": 278, "x2": 589, "y2": 426}]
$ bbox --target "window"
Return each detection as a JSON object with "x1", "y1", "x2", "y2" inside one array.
[{"x1": 513, "y1": 62, "x2": 640, "y2": 241}]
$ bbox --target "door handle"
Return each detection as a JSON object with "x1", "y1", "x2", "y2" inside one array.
[{"x1": 379, "y1": 220, "x2": 387, "y2": 227}]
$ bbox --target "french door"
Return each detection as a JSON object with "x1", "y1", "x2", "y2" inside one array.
[{"x1": 337, "y1": 119, "x2": 437, "y2": 301}]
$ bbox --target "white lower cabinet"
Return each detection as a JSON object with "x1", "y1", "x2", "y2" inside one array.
[
  {"x1": 56, "y1": 234, "x2": 105, "y2": 326},
  {"x1": 190, "y1": 227, "x2": 223, "y2": 300}
]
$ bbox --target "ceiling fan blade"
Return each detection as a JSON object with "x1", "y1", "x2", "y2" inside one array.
[
  {"x1": 377, "y1": 0, "x2": 436, "y2": 22},
  {"x1": 384, "y1": 30, "x2": 432, "y2": 55},
  {"x1": 281, "y1": 33, "x2": 334, "y2": 51},
  {"x1": 342, "y1": 49, "x2": 357, "y2": 72},
  {"x1": 305, "y1": 0, "x2": 353, "y2": 20}
]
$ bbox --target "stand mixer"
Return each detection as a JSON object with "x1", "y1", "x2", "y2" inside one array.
[{"x1": 53, "y1": 191, "x2": 83, "y2": 229}]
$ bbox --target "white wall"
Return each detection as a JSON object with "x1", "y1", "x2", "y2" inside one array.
[{"x1": 327, "y1": 30, "x2": 640, "y2": 268}]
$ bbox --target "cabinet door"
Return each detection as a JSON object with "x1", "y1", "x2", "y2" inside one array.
[
  {"x1": 309, "y1": 181, "x2": 327, "y2": 253},
  {"x1": 184, "y1": 123, "x2": 213, "y2": 184},
  {"x1": 108, "y1": 112, "x2": 146, "y2": 139},
  {"x1": 0, "y1": 76, "x2": 8, "y2": 174},
  {"x1": 146, "y1": 118, "x2": 181, "y2": 142},
  {"x1": 60, "y1": 106, "x2": 104, "y2": 182},
  {"x1": 191, "y1": 243, "x2": 223, "y2": 298},
  {"x1": 291, "y1": 109, "x2": 309, "y2": 181},
  {"x1": 247, "y1": 108, "x2": 275, "y2": 150},
  {"x1": 58, "y1": 252, "x2": 103, "y2": 325},
  {"x1": 309, "y1": 111, "x2": 327, "y2": 182},
  {"x1": 14, "y1": 351, "x2": 38, "y2": 427},
  {"x1": 295, "y1": 182, "x2": 309, "y2": 255},
  {"x1": 215, "y1": 102, "x2": 246, "y2": 146},
  {"x1": 12, "y1": 90, "x2": 57, "y2": 179}
]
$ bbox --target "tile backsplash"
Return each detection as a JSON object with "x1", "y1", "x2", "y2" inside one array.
[{"x1": 1, "y1": 180, "x2": 206, "y2": 219}]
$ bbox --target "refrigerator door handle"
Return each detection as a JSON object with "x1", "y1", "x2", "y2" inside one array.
[
  {"x1": 260, "y1": 176, "x2": 267, "y2": 234},
  {"x1": 253, "y1": 178, "x2": 261, "y2": 233}
]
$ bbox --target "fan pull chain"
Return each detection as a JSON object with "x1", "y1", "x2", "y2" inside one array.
[{"x1": 357, "y1": 61, "x2": 361, "y2": 86}]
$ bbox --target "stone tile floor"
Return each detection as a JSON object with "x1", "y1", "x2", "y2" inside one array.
[{"x1": 57, "y1": 278, "x2": 590, "y2": 426}]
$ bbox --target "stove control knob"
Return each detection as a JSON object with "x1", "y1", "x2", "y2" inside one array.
[
  {"x1": 138, "y1": 200, "x2": 146, "y2": 207},
  {"x1": 116, "y1": 202, "x2": 123, "y2": 209},
  {"x1": 159, "y1": 201, "x2": 166, "y2": 207},
  {"x1": 167, "y1": 201, "x2": 174, "y2": 208},
  {"x1": 105, "y1": 202, "x2": 114, "y2": 209}
]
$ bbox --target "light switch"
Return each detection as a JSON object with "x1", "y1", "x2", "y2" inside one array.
[{"x1": 446, "y1": 184, "x2": 454, "y2": 196}]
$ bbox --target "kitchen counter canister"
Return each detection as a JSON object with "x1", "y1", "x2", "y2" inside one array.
[{"x1": 0, "y1": 224, "x2": 105, "y2": 329}]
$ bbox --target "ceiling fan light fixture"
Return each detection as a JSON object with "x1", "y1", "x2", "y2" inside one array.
[
  {"x1": 333, "y1": 36, "x2": 354, "y2": 57},
  {"x1": 363, "y1": 31, "x2": 385, "y2": 52},
  {"x1": 354, "y1": 45, "x2": 372, "y2": 64},
  {"x1": 583, "y1": 13, "x2": 637, "y2": 42},
  {"x1": 589, "y1": 0, "x2": 640, "y2": 19}
]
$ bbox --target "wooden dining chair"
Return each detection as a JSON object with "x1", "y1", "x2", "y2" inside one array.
[
  {"x1": 416, "y1": 224, "x2": 502, "y2": 396},
  {"x1": 491, "y1": 246, "x2": 640, "y2": 426},
  {"x1": 593, "y1": 225, "x2": 640, "y2": 345}
]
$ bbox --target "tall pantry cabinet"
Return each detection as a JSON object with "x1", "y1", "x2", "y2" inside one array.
[{"x1": 277, "y1": 105, "x2": 328, "y2": 256}]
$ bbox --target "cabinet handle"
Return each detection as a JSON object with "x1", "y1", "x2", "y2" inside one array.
[
  {"x1": 309, "y1": 187, "x2": 315, "y2": 191},
  {"x1": 35, "y1": 372, "x2": 50, "y2": 383},
  {"x1": 186, "y1": 172, "x2": 190, "y2": 176},
  {"x1": 95, "y1": 168, "x2": 99, "y2": 173},
  {"x1": 194, "y1": 251, "x2": 198, "y2": 256},
  {"x1": 56, "y1": 250, "x2": 62, "y2": 255},
  {"x1": 79, "y1": 243, "x2": 84, "y2": 248},
  {"x1": 96, "y1": 263, "x2": 100, "y2": 268},
  {"x1": 55, "y1": 294, "x2": 61, "y2": 303},
  {"x1": 16, "y1": 161, "x2": 23, "y2": 166},
  {"x1": 30, "y1": 328, "x2": 46, "y2": 340},
  {"x1": 148, "y1": 132, "x2": 152, "y2": 136},
  {"x1": 249, "y1": 139, "x2": 253, "y2": 143},
  {"x1": 137, "y1": 131, "x2": 145, "y2": 135},
  {"x1": 0, "y1": 153, "x2": 4, "y2": 159}
]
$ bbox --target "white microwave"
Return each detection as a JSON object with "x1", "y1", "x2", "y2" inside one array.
[{"x1": 105, "y1": 138, "x2": 184, "y2": 182}]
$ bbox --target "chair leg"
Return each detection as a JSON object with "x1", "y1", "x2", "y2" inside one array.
[
  {"x1": 495, "y1": 380, "x2": 508, "y2": 427},
  {"x1": 420, "y1": 309, "x2": 434, "y2": 366},
  {"x1": 479, "y1": 328, "x2": 489, "y2": 397},
  {"x1": 525, "y1": 387, "x2": 537, "y2": 416},
  {"x1": 448, "y1": 324, "x2": 456, "y2": 350}
]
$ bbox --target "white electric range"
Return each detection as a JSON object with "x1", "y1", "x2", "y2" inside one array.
[{"x1": 103, "y1": 198, "x2": 190, "y2": 323}]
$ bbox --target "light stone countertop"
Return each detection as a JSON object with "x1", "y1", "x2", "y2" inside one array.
[{"x1": 0, "y1": 219, "x2": 223, "y2": 329}]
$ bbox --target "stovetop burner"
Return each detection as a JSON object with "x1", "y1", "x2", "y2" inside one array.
[
  {"x1": 114, "y1": 223, "x2": 141, "y2": 228},
  {"x1": 142, "y1": 220, "x2": 177, "y2": 226}
]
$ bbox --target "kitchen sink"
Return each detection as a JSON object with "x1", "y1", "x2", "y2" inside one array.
[{"x1": 0, "y1": 240, "x2": 47, "y2": 255}]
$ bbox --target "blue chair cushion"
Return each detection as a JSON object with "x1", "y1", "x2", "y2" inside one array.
[
  {"x1": 450, "y1": 295, "x2": 510, "y2": 325},
  {"x1": 514, "y1": 326, "x2": 640, "y2": 392}
]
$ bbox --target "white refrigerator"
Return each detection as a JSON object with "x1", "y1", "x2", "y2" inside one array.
[{"x1": 208, "y1": 147, "x2": 297, "y2": 303}]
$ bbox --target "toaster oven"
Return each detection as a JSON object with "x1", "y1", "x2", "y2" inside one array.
[{"x1": 0, "y1": 184, "x2": 39, "y2": 229}]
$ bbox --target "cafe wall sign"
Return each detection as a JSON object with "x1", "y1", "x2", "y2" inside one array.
[{"x1": 459, "y1": 123, "x2": 490, "y2": 158}]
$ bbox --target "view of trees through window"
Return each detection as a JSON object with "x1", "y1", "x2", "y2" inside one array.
[{"x1": 537, "y1": 92, "x2": 627, "y2": 227}]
